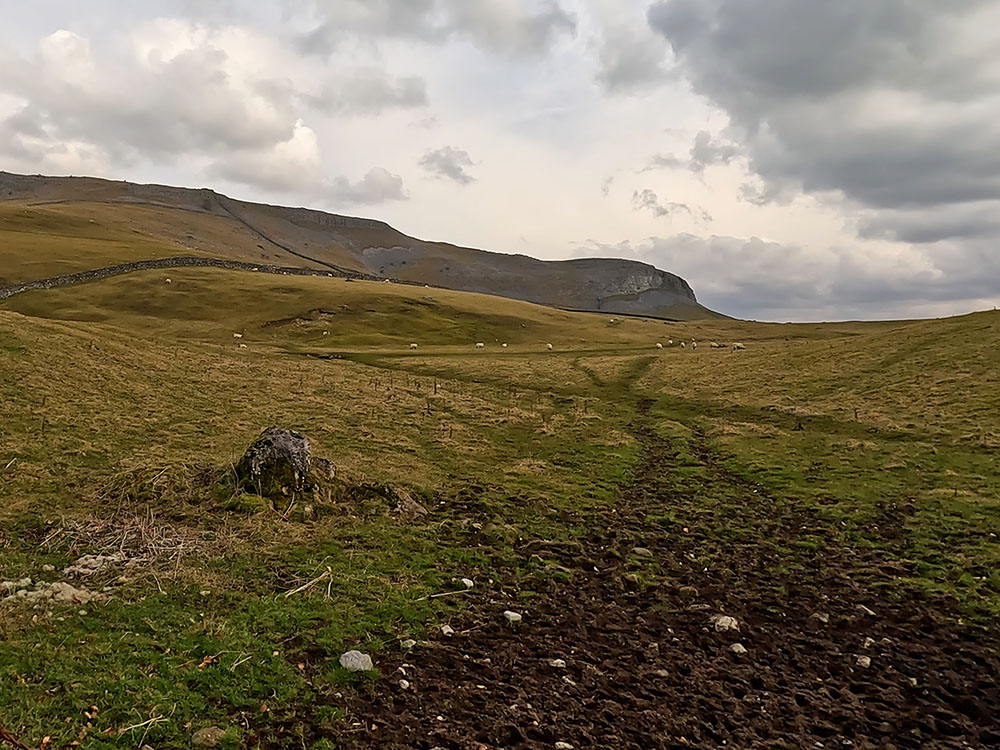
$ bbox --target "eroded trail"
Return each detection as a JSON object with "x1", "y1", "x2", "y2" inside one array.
[{"x1": 340, "y1": 391, "x2": 1000, "y2": 749}]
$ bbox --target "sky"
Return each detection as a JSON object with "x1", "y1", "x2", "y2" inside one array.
[{"x1": 2, "y1": 0, "x2": 999, "y2": 321}]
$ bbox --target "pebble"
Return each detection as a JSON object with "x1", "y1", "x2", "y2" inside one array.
[
  {"x1": 42, "y1": 565, "x2": 56, "y2": 573},
  {"x1": 856, "y1": 655, "x2": 872, "y2": 668},
  {"x1": 461, "y1": 578, "x2": 475, "y2": 589},
  {"x1": 503, "y1": 610, "x2": 522, "y2": 623},
  {"x1": 548, "y1": 658, "x2": 567, "y2": 668},
  {"x1": 401, "y1": 639, "x2": 417, "y2": 649},
  {"x1": 730, "y1": 643, "x2": 748, "y2": 655},
  {"x1": 556, "y1": 743, "x2": 574, "y2": 749},
  {"x1": 339, "y1": 650, "x2": 374, "y2": 672},
  {"x1": 654, "y1": 669, "x2": 670, "y2": 677},
  {"x1": 441, "y1": 625, "x2": 455, "y2": 636},
  {"x1": 809, "y1": 612, "x2": 830, "y2": 625},
  {"x1": 863, "y1": 637, "x2": 876, "y2": 649},
  {"x1": 710, "y1": 614, "x2": 740, "y2": 632},
  {"x1": 192, "y1": 726, "x2": 225, "y2": 748},
  {"x1": 856, "y1": 604, "x2": 877, "y2": 617},
  {"x1": 398, "y1": 679, "x2": 410, "y2": 690},
  {"x1": 632, "y1": 547, "x2": 654, "y2": 558}
]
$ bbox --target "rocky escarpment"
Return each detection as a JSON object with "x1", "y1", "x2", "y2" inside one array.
[{"x1": 0, "y1": 171, "x2": 719, "y2": 319}]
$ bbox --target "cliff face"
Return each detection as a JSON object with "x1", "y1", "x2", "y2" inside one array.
[{"x1": 0, "y1": 171, "x2": 718, "y2": 319}]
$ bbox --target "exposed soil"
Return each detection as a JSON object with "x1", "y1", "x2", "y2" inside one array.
[{"x1": 338, "y1": 400, "x2": 1000, "y2": 749}]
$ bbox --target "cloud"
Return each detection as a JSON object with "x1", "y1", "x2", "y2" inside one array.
[
  {"x1": 646, "y1": 130, "x2": 742, "y2": 174},
  {"x1": 299, "y1": 0, "x2": 576, "y2": 57},
  {"x1": 594, "y1": 22, "x2": 670, "y2": 93},
  {"x1": 327, "y1": 167, "x2": 407, "y2": 206},
  {"x1": 632, "y1": 188, "x2": 691, "y2": 218},
  {"x1": 419, "y1": 146, "x2": 477, "y2": 184},
  {"x1": 0, "y1": 24, "x2": 422, "y2": 190},
  {"x1": 646, "y1": 0, "x2": 1000, "y2": 234}
]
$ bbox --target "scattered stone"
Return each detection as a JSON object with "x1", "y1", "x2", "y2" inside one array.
[
  {"x1": 555, "y1": 743, "x2": 574, "y2": 750},
  {"x1": 1, "y1": 577, "x2": 31, "y2": 593},
  {"x1": 12, "y1": 582, "x2": 103, "y2": 605},
  {"x1": 856, "y1": 655, "x2": 872, "y2": 668},
  {"x1": 461, "y1": 578, "x2": 475, "y2": 589},
  {"x1": 64, "y1": 554, "x2": 126, "y2": 577},
  {"x1": 339, "y1": 650, "x2": 374, "y2": 672},
  {"x1": 562, "y1": 675, "x2": 576, "y2": 686},
  {"x1": 393, "y1": 487, "x2": 429, "y2": 517},
  {"x1": 863, "y1": 637, "x2": 876, "y2": 649},
  {"x1": 42, "y1": 565, "x2": 55, "y2": 573},
  {"x1": 192, "y1": 726, "x2": 226, "y2": 748},
  {"x1": 856, "y1": 604, "x2": 877, "y2": 617},
  {"x1": 809, "y1": 612, "x2": 830, "y2": 625},
  {"x1": 398, "y1": 679, "x2": 410, "y2": 690},
  {"x1": 632, "y1": 547, "x2": 654, "y2": 558},
  {"x1": 730, "y1": 643, "x2": 749, "y2": 655},
  {"x1": 401, "y1": 639, "x2": 417, "y2": 649},
  {"x1": 654, "y1": 669, "x2": 670, "y2": 678},
  {"x1": 548, "y1": 658, "x2": 567, "y2": 668},
  {"x1": 710, "y1": 614, "x2": 740, "y2": 632},
  {"x1": 441, "y1": 625, "x2": 455, "y2": 636},
  {"x1": 503, "y1": 610, "x2": 522, "y2": 623},
  {"x1": 678, "y1": 585, "x2": 699, "y2": 599}
]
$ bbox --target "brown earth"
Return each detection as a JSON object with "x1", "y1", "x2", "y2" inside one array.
[{"x1": 332, "y1": 400, "x2": 1000, "y2": 750}]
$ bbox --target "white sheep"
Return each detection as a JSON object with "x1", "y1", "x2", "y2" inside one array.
[
  {"x1": 238, "y1": 343, "x2": 248, "y2": 350},
  {"x1": 410, "y1": 343, "x2": 418, "y2": 349},
  {"x1": 680, "y1": 341, "x2": 686, "y2": 349},
  {"x1": 668, "y1": 339, "x2": 674, "y2": 346},
  {"x1": 502, "y1": 343, "x2": 508, "y2": 348},
  {"x1": 476, "y1": 342, "x2": 485, "y2": 349},
  {"x1": 233, "y1": 333, "x2": 243, "y2": 339},
  {"x1": 656, "y1": 343, "x2": 663, "y2": 349},
  {"x1": 692, "y1": 342, "x2": 697, "y2": 350},
  {"x1": 732, "y1": 342, "x2": 746, "y2": 351},
  {"x1": 323, "y1": 331, "x2": 329, "y2": 336},
  {"x1": 165, "y1": 278, "x2": 172, "y2": 284},
  {"x1": 546, "y1": 343, "x2": 553, "y2": 351}
]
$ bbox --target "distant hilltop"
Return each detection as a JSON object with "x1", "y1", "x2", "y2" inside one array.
[{"x1": 0, "y1": 171, "x2": 719, "y2": 320}]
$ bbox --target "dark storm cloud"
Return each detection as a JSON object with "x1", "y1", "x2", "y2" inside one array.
[{"x1": 646, "y1": 0, "x2": 1000, "y2": 221}]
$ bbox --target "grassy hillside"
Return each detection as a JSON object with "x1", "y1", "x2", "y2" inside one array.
[{"x1": 1, "y1": 265, "x2": 998, "y2": 748}]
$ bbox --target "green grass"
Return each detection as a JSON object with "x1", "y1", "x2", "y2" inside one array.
[{"x1": 2, "y1": 256, "x2": 1000, "y2": 746}]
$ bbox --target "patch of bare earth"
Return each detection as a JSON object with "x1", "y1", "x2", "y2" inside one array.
[{"x1": 337, "y1": 401, "x2": 1000, "y2": 750}]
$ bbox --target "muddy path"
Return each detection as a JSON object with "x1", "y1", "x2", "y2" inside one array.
[{"x1": 329, "y1": 394, "x2": 1000, "y2": 749}]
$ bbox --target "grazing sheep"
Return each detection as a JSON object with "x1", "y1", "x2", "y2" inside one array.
[
  {"x1": 710, "y1": 342, "x2": 723, "y2": 349},
  {"x1": 165, "y1": 278, "x2": 172, "y2": 284},
  {"x1": 656, "y1": 343, "x2": 663, "y2": 350},
  {"x1": 410, "y1": 343, "x2": 418, "y2": 349},
  {"x1": 546, "y1": 343, "x2": 553, "y2": 351},
  {"x1": 233, "y1": 333, "x2": 243, "y2": 339},
  {"x1": 323, "y1": 331, "x2": 329, "y2": 336},
  {"x1": 502, "y1": 343, "x2": 508, "y2": 348},
  {"x1": 680, "y1": 342, "x2": 686, "y2": 349},
  {"x1": 732, "y1": 342, "x2": 746, "y2": 351},
  {"x1": 668, "y1": 339, "x2": 674, "y2": 346},
  {"x1": 252, "y1": 267, "x2": 259, "y2": 272},
  {"x1": 692, "y1": 341, "x2": 698, "y2": 350},
  {"x1": 238, "y1": 343, "x2": 248, "y2": 350},
  {"x1": 476, "y1": 342, "x2": 485, "y2": 349}
]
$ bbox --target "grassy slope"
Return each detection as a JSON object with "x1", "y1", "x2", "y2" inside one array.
[{"x1": 1, "y1": 262, "x2": 998, "y2": 747}]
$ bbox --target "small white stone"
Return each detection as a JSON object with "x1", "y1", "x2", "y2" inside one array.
[
  {"x1": 856, "y1": 655, "x2": 871, "y2": 668},
  {"x1": 398, "y1": 679, "x2": 410, "y2": 690},
  {"x1": 710, "y1": 614, "x2": 739, "y2": 632},
  {"x1": 42, "y1": 565, "x2": 55, "y2": 573},
  {"x1": 548, "y1": 658, "x2": 567, "y2": 668},
  {"x1": 856, "y1": 604, "x2": 877, "y2": 617},
  {"x1": 654, "y1": 669, "x2": 670, "y2": 677},
  {"x1": 730, "y1": 643, "x2": 748, "y2": 655},
  {"x1": 503, "y1": 610, "x2": 522, "y2": 623},
  {"x1": 461, "y1": 578, "x2": 475, "y2": 589},
  {"x1": 556, "y1": 742, "x2": 574, "y2": 749},
  {"x1": 863, "y1": 637, "x2": 876, "y2": 649},
  {"x1": 632, "y1": 547, "x2": 654, "y2": 558},
  {"x1": 400, "y1": 639, "x2": 417, "y2": 649},
  {"x1": 339, "y1": 650, "x2": 374, "y2": 672},
  {"x1": 440, "y1": 625, "x2": 455, "y2": 636}
]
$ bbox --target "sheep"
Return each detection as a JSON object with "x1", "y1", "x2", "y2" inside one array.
[
  {"x1": 323, "y1": 331, "x2": 329, "y2": 336},
  {"x1": 668, "y1": 339, "x2": 674, "y2": 346},
  {"x1": 238, "y1": 343, "x2": 248, "y2": 350},
  {"x1": 692, "y1": 342, "x2": 697, "y2": 350},
  {"x1": 233, "y1": 333, "x2": 243, "y2": 339},
  {"x1": 476, "y1": 342, "x2": 485, "y2": 349},
  {"x1": 656, "y1": 343, "x2": 663, "y2": 349},
  {"x1": 165, "y1": 278, "x2": 172, "y2": 284},
  {"x1": 732, "y1": 342, "x2": 746, "y2": 351},
  {"x1": 502, "y1": 343, "x2": 508, "y2": 348},
  {"x1": 710, "y1": 342, "x2": 723, "y2": 349},
  {"x1": 410, "y1": 343, "x2": 418, "y2": 349},
  {"x1": 546, "y1": 343, "x2": 553, "y2": 351},
  {"x1": 680, "y1": 341, "x2": 686, "y2": 349}
]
